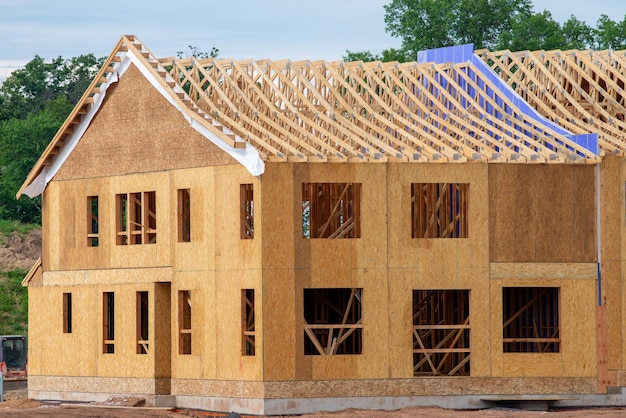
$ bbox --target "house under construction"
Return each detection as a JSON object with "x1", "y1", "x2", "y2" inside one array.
[{"x1": 19, "y1": 36, "x2": 626, "y2": 415}]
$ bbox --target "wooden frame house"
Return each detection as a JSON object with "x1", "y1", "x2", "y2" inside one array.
[{"x1": 19, "y1": 35, "x2": 626, "y2": 415}]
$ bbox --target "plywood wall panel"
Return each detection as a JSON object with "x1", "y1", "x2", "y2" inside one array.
[
  {"x1": 490, "y1": 278, "x2": 597, "y2": 378},
  {"x1": 54, "y1": 64, "x2": 237, "y2": 182},
  {"x1": 490, "y1": 165, "x2": 596, "y2": 263},
  {"x1": 263, "y1": 269, "x2": 298, "y2": 381}
]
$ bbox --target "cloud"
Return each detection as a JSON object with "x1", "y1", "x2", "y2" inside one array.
[{"x1": 0, "y1": 60, "x2": 27, "y2": 83}]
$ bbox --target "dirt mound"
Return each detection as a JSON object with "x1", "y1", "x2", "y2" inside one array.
[{"x1": 0, "y1": 229, "x2": 41, "y2": 272}]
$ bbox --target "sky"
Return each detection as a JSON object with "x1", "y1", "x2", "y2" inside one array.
[{"x1": 0, "y1": 0, "x2": 625, "y2": 82}]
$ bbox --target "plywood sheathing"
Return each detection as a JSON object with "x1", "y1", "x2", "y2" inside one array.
[
  {"x1": 478, "y1": 48, "x2": 626, "y2": 154},
  {"x1": 261, "y1": 377, "x2": 596, "y2": 398},
  {"x1": 489, "y1": 164, "x2": 596, "y2": 262},
  {"x1": 54, "y1": 64, "x2": 237, "y2": 181},
  {"x1": 489, "y1": 278, "x2": 597, "y2": 378}
]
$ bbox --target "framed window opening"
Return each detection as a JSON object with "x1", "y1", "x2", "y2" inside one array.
[
  {"x1": 242, "y1": 289, "x2": 255, "y2": 355},
  {"x1": 413, "y1": 290, "x2": 470, "y2": 376},
  {"x1": 177, "y1": 189, "x2": 190, "y2": 242},
  {"x1": 63, "y1": 292, "x2": 72, "y2": 334},
  {"x1": 303, "y1": 288, "x2": 363, "y2": 355},
  {"x1": 116, "y1": 191, "x2": 156, "y2": 245},
  {"x1": 502, "y1": 287, "x2": 560, "y2": 353},
  {"x1": 411, "y1": 183, "x2": 469, "y2": 238},
  {"x1": 103, "y1": 292, "x2": 115, "y2": 353},
  {"x1": 302, "y1": 183, "x2": 361, "y2": 239},
  {"x1": 178, "y1": 290, "x2": 192, "y2": 355},
  {"x1": 136, "y1": 291, "x2": 149, "y2": 354},
  {"x1": 240, "y1": 184, "x2": 254, "y2": 239},
  {"x1": 87, "y1": 196, "x2": 99, "y2": 247}
]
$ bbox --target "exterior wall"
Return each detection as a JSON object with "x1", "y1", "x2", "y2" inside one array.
[
  {"x1": 260, "y1": 162, "x2": 598, "y2": 394},
  {"x1": 28, "y1": 60, "x2": 263, "y2": 400}
]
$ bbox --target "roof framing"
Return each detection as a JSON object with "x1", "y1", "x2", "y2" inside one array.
[
  {"x1": 19, "y1": 36, "x2": 606, "y2": 198},
  {"x1": 477, "y1": 48, "x2": 626, "y2": 155}
]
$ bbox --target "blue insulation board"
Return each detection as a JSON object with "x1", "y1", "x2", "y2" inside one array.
[{"x1": 417, "y1": 44, "x2": 599, "y2": 156}]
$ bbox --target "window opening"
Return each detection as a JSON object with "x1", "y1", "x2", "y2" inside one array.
[
  {"x1": 503, "y1": 287, "x2": 560, "y2": 353},
  {"x1": 116, "y1": 191, "x2": 156, "y2": 245},
  {"x1": 304, "y1": 288, "x2": 363, "y2": 355},
  {"x1": 137, "y1": 291, "x2": 149, "y2": 354},
  {"x1": 302, "y1": 183, "x2": 361, "y2": 239},
  {"x1": 413, "y1": 290, "x2": 470, "y2": 376},
  {"x1": 178, "y1": 189, "x2": 191, "y2": 242},
  {"x1": 87, "y1": 196, "x2": 99, "y2": 247},
  {"x1": 242, "y1": 289, "x2": 256, "y2": 355},
  {"x1": 63, "y1": 293, "x2": 72, "y2": 334},
  {"x1": 103, "y1": 292, "x2": 115, "y2": 353},
  {"x1": 411, "y1": 183, "x2": 469, "y2": 238},
  {"x1": 240, "y1": 184, "x2": 254, "y2": 239},
  {"x1": 178, "y1": 290, "x2": 192, "y2": 355}
]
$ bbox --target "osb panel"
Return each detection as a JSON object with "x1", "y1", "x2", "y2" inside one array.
[
  {"x1": 28, "y1": 375, "x2": 161, "y2": 394},
  {"x1": 386, "y1": 269, "x2": 414, "y2": 378},
  {"x1": 171, "y1": 272, "x2": 205, "y2": 380},
  {"x1": 489, "y1": 165, "x2": 596, "y2": 263},
  {"x1": 601, "y1": 156, "x2": 621, "y2": 262},
  {"x1": 29, "y1": 283, "x2": 167, "y2": 379},
  {"x1": 490, "y1": 278, "x2": 597, "y2": 378},
  {"x1": 42, "y1": 182, "x2": 61, "y2": 271},
  {"x1": 108, "y1": 172, "x2": 173, "y2": 270},
  {"x1": 43, "y1": 267, "x2": 172, "y2": 286},
  {"x1": 295, "y1": 269, "x2": 389, "y2": 380},
  {"x1": 54, "y1": 64, "x2": 237, "y2": 182},
  {"x1": 172, "y1": 167, "x2": 214, "y2": 272},
  {"x1": 28, "y1": 286, "x2": 98, "y2": 377},
  {"x1": 386, "y1": 163, "x2": 489, "y2": 271},
  {"x1": 490, "y1": 263, "x2": 597, "y2": 279},
  {"x1": 213, "y1": 165, "x2": 262, "y2": 272},
  {"x1": 457, "y1": 267, "x2": 491, "y2": 377},
  {"x1": 603, "y1": 260, "x2": 622, "y2": 370},
  {"x1": 95, "y1": 283, "x2": 161, "y2": 379},
  {"x1": 386, "y1": 267, "x2": 491, "y2": 379},
  {"x1": 262, "y1": 377, "x2": 598, "y2": 398},
  {"x1": 171, "y1": 379, "x2": 264, "y2": 398},
  {"x1": 261, "y1": 163, "x2": 296, "y2": 270},
  {"x1": 263, "y1": 269, "x2": 297, "y2": 381},
  {"x1": 214, "y1": 269, "x2": 263, "y2": 382}
]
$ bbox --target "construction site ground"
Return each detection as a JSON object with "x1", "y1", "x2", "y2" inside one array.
[{"x1": 2, "y1": 388, "x2": 626, "y2": 418}]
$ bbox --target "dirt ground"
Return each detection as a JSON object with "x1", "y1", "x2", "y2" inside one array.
[{"x1": 3, "y1": 388, "x2": 626, "y2": 418}]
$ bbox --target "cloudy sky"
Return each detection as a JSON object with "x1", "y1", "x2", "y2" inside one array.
[{"x1": 0, "y1": 0, "x2": 624, "y2": 81}]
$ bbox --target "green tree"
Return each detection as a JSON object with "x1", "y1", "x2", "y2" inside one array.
[
  {"x1": 0, "y1": 54, "x2": 103, "y2": 121},
  {"x1": 593, "y1": 14, "x2": 626, "y2": 49},
  {"x1": 176, "y1": 45, "x2": 219, "y2": 59},
  {"x1": 562, "y1": 15, "x2": 594, "y2": 49},
  {"x1": 497, "y1": 10, "x2": 565, "y2": 51},
  {"x1": 0, "y1": 96, "x2": 72, "y2": 223},
  {"x1": 383, "y1": 0, "x2": 532, "y2": 57}
]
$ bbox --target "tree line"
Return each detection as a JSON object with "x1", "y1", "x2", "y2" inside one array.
[
  {"x1": 345, "y1": 0, "x2": 626, "y2": 61},
  {"x1": 1, "y1": 0, "x2": 625, "y2": 224}
]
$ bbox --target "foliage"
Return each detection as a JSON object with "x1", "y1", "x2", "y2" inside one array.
[
  {"x1": 0, "y1": 54, "x2": 104, "y2": 121},
  {"x1": 497, "y1": 10, "x2": 565, "y2": 51},
  {"x1": 383, "y1": 0, "x2": 533, "y2": 55},
  {"x1": 594, "y1": 14, "x2": 626, "y2": 49},
  {"x1": 0, "y1": 97, "x2": 73, "y2": 223},
  {"x1": 0, "y1": 268, "x2": 28, "y2": 336},
  {"x1": 343, "y1": 1, "x2": 626, "y2": 62},
  {"x1": 176, "y1": 45, "x2": 219, "y2": 59}
]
